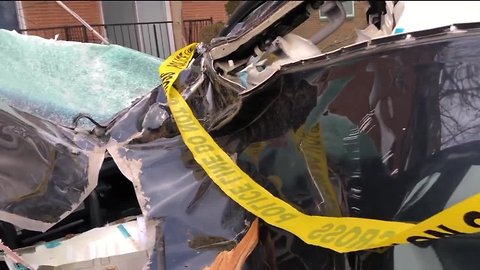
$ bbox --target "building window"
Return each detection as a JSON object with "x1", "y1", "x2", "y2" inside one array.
[
  {"x1": 0, "y1": 2, "x2": 20, "y2": 30},
  {"x1": 319, "y1": 1, "x2": 355, "y2": 20}
]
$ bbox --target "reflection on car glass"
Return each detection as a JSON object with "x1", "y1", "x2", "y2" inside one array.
[
  {"x1": 398, "y1": 172, "x2": 441, "y2": 213},
  {"x1": 444, "y1": 165, "x2": 480, "y2": 208}
]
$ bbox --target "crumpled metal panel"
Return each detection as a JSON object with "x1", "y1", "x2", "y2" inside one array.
[
  {"x1": 104, "y1": 24, "x2": 480, "y2": 269},
  {"x1": 0, "y1": 28, "x2": 162, "y2": 231},
  {"x1": 0, "y1": 104, "x2": 104, "y2": 232},
  {"x1": 3, "y1": 13, "x2": 480, "y2": 270}
]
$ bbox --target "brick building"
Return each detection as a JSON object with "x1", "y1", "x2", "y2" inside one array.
[
  {"x1": 5, "y1": 1, "x2": 215, "y2": 58},
  {"x1": 1, "y1": 1, "x2": 368, "y2": 55},
  {"x1": 9, "y1": 1, "x2": 228, "y2": 29},
  {"x1": 182, "y1": 1, "x2": 228, "y2": 23},
  {"x1": 18, "y1": 1, "x2": 103, "y2": 30}
]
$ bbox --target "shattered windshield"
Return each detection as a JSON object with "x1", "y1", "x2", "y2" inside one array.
[{"x1": 0, "y1": 30, "x2": 163, "y2": 128}]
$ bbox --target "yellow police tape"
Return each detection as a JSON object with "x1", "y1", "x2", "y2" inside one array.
[{"x1": 159, "y1": 43, "x2": 480, "y2": 253}]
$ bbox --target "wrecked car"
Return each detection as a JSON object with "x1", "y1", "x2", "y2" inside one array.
[{"x1": 2, "y1": 1, "x2": 480, "y2": 269}]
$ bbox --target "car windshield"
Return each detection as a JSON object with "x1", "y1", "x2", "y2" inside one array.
[{"x1": 0, "y1": 30, "x2": 162, "y2": 128}]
